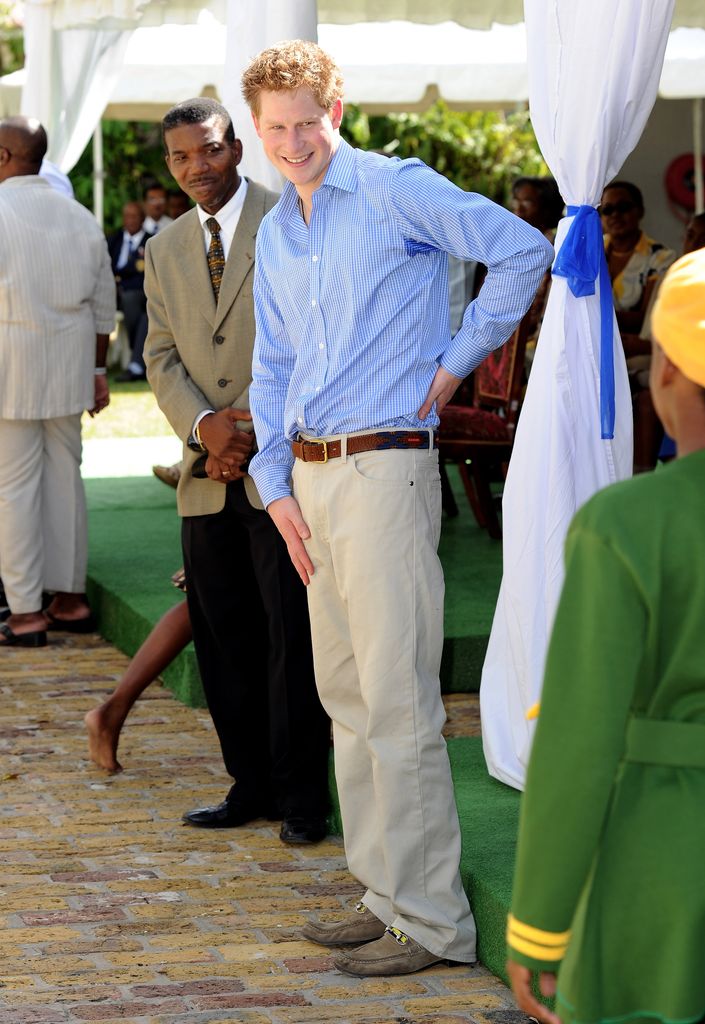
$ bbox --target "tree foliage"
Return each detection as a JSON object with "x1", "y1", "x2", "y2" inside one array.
[
  {"x1": 0, "y1": 3, "x2": 23, "y2": 76},
  {"x1": 69, "y1": 120, "x2": 171, "y2": 233},
  {"x1": 341, "y1": 102, "x2": 548, "y2": 205},
  {"x1": 62, "y1": 101, "x2": 546, "y2": 231}
]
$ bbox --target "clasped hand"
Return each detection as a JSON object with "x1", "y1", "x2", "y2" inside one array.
[{"x1": 199, "y1": 408, "x2": 254, "y2": 483}]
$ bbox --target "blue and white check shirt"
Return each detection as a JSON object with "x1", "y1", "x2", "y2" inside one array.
[{"x1": 250, "y1": 138, "x2": 553, "y2": 507}]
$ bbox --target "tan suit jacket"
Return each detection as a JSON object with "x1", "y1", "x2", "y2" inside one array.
[{"x1": 144, "y1": 180, "x2": 279, "y2": 517}]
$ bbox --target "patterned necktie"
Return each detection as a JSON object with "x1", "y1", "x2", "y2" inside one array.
[{"x1": 205, "y1": 217, "x2": 225, "y2": 301}]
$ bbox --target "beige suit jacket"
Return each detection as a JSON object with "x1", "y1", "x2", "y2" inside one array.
[{"x1": 144, "y1": 180, "x2": 279, "y2": 517}]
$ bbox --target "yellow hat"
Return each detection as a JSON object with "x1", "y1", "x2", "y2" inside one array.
[{"x1": 651, "y1": 248, "x2": 705, "y2": 387}]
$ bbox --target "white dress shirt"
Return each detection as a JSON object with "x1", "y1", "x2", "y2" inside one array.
[
  {"x1": 196, "y1": 178, "x2": 248, "y2": 260},
  {"x1": 116, "y1": 229, "x2": 147, "y2": 270}
]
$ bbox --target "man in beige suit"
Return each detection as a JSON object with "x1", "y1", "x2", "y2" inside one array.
[
  {"x1": 144, "y1": 98, "x2": 330, "y2": 843},
  {"x1": 0, "y1": 116, "x2": 115, "y2": 648}
]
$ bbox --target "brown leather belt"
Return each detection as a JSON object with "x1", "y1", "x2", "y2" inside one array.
[{"x1": 292, "y1": 430, "x2": 437, "y2": 463}]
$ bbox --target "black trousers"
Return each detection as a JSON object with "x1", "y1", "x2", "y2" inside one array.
[{"x1": 181, "y1": 479, "x2": 330, "y2": 818}]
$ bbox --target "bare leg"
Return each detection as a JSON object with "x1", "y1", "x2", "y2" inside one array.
[{"x1": 85, "y1": 600, "x2": 192, "y2": 771}]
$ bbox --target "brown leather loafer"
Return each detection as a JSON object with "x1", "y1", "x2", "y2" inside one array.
[
  {"x1": 302, "y1": 902, "x2": 386, "y2": 946},
  {"x1": 333, "y1": 926, "x2": 451, "y2": 976}
]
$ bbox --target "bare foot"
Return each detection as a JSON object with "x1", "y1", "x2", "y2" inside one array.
[{"x1": 84, "y1": 705, "x2": 123, "y2": 772}]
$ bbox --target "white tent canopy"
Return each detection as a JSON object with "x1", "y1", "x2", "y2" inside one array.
[{"x1": 4, "y1": 19, "x2": 705, "y2": 120}]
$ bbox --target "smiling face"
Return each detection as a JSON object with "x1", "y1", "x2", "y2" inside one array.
[
  {"x1": 165, "y1": 117, "x2": 242, "y2": 215},
  {"x1": 253, "y1": 87, "x2": 343, "y2": 200}
]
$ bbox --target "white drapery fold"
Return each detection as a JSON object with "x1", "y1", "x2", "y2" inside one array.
[
  {"x1": 317, "y1": 0, "x2": 696, "y2": 30},
  {"x1": 480, "y1": 0, "x2": 674, "y2": 791},
  {"x1": 21, "y1": 13, "x2": 132, "y2": 170},
  {"x1": 19, "y1": 0, "x2": 221, "y2": 173},
  {"x1": 222, "y1": 0, "x2": 318, "y2": 191},
  {"x1": 49, "y1": 0, "x2": 223, "y2": 30}
]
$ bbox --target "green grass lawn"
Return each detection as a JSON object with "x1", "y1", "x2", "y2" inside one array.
[{"x1": 82, "y1": 375, "x2": 175, "y2": 440}]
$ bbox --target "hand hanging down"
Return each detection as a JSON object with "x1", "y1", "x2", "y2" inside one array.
[{"x1": 267, "y1": 496, "x2": 314, "y2": 586}]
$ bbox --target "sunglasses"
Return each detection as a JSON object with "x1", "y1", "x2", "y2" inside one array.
[{"x1": 600, "y1": 201, "x2": 636, "y2": 216}]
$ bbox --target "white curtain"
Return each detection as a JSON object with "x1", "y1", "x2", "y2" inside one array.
[
  {"x1": 480, "y1": 0, "x2": 674, "y2": 791},
  {"x1": 20, "y1": 0, "x2": 217, "y2": 172},
  {"x1": 316, "y1": 0, "x2": 701, "y2": 30},
  {"x1": 222, "y1": 0, "x2": 318, "y2": 192},
  {"x1": 49, "y1": 0, "x2": 223, "y2": 30}
]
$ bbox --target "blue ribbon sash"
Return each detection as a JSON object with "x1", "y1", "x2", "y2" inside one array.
[{"x1": 552, "y1": 204, "x2": 615, "y2": 440}]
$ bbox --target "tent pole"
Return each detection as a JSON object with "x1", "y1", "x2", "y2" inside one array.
[
  {"x1": 695, "y1": 97, "x2": 704, "y2": 215},
  {"x1": 93, "y1": 123, "x2": 104, "y2": 227}
]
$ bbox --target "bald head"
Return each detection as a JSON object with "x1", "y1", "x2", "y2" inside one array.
[{"x1": 0, "y1": 116, "x2": 48, "y2": 181}]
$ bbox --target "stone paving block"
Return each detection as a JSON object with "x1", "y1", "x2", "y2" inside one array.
[
  {"x1": 68, "y1": 998, "x2": 189, "y2": 1020},
  {"x1": 0, "y1": 636, "x2": 511, "y2": 1024},
  {"x1": 310, "y1": 978, "x2": 430, "y2": 999},
  {"x1": 162, "y1": 963, "x2": 286, "y2": 982},
  {"x1": 0, "y1": 925, "x2": 83, "y2": 945},
  {"x1": 270, "y1": 1001, "x2": 394, "y2": 1022},
  {"x1": 149, "y1": 931, "x2": 260, "y2": 949},
  {"x1": 102, "y1": 949, "x2": 219, "y2": 966},
  {"x1": 403, "y1": 992, "x2": 508, "y2": 1014}
]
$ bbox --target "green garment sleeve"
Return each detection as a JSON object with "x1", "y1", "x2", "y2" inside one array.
[{"x1": 507, "y1": 519, "x2": 648, "y2": 971}]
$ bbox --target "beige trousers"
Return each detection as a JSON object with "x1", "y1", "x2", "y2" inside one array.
[
  {"x1": 293, "y1": 438, "x2": 476, "y2": 962},
  {"x1": 0, "y1": 415, "x2": 87, "y2": 613}
]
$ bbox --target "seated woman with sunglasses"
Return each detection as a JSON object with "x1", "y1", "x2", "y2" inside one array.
[
  {"x1": 601, "y1": 181, "x2": 676, "y2": 472},
  {"x1": 600, "y1": 180, "x2": 675, "y2": 337}
]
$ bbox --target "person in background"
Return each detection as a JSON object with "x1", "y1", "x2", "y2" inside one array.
[
  {"x1": 511, "y1": 176, "x2": 563, "y2": 241},
  {"x1": 107, "y1": 201, "x2": 152, "y2": 383},
  {"x1": 167, "y1": 188, "x2": 190, "y2": 219},
  {"x1": 142, "y1": 181, "x2": 173, "y2": 235},
  {"x1": 0, "y1": 116, "x2": 115, "y2": 646},
  {"x1": 242, "y1": 39, "x2": 552, "y2": 976},
  {"x1": 511, "y1": 176, "x2": 561, "y2": 364},
  {"x1": 86, "y1": 573, "x2": 191, "y2": 772},
  {"x1": 143, "y1": 97, "x2": 331, "y2": 844},
  {"x1": 618, "y1": 209, "x2": 703, "y2": 472},
  {"x1": 506, "y1": 248, "x2": 705, "y2": 1024},
  {"x1": 601, "y1": 180, "x2": 675, "y2": 336}
]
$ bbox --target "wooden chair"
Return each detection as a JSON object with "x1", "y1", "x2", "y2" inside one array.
[{"x1": 437, "y1": 315, "x2": 530, "y2": 539}]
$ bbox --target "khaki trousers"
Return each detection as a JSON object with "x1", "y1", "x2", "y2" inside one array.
[
  {"x1": 293, "y1": 439, "x2": 476, "y2": 962},
  {"x1": 0, "y1": 415, "x2": 87, "y2": 613}
]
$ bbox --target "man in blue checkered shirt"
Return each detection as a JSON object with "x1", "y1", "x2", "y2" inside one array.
[{"x1": 242, "y1": 39, "x2": 553, "y2": 978}]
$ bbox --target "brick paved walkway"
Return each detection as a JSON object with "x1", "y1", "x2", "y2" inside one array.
[{"x1": 0, "y1": 633, "x2": 520, "y2": 1024}]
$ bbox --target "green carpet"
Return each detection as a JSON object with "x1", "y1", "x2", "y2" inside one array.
[{"x1": 85, "y1": 465, "x2": 502, "y2": 704}]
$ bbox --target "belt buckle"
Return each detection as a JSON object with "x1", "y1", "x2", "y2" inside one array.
[{"x1": 304, "y1": 439, "x2": 328, "y2": 463}]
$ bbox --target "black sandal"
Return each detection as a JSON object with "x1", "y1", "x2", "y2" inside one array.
[
  {"x1": 45, "y1": 611, "x2": 97, "y2": 634},
  {"x1": 0, "y1": 622, "x2": 47, "y2": 647}
]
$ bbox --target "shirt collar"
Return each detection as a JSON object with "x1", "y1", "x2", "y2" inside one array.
[
  {"x1": 273, "y1": 138, "x2": 358, "y2": 224},
  {"x1": 197, "y1": 176, "x2": 248, "y2": 235}
]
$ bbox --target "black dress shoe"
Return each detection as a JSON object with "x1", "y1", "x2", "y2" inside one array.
[
  {"x1": 182, "y1": 798, "x2": 270, "y2": 829},
  {"x1": 280, "y1": 816, "x2": 328, "y2": 845}
]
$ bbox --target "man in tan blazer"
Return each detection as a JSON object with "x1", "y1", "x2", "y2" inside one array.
[
  {"x1": 0, "y1": 116, "x2": 115, "y2": 648},
  {"x1": 144, "y1": 98, "x2": 330, "y2": 843}
]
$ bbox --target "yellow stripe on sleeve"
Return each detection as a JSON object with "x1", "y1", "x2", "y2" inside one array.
[
  {"x1": 507, "y1": 931, "x2": 568, "y2": 962},
  {"x1": 507, "y1": 914, "x2": 570, "y2": 959},
  {"x1": 507, "y1": 914, "x2": 571, "y2": 946}
]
